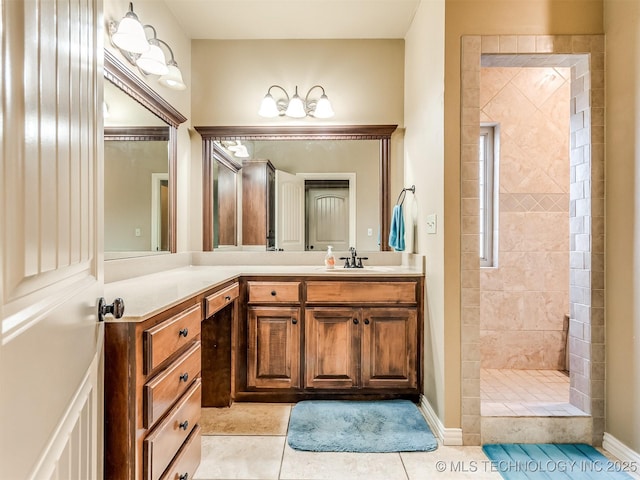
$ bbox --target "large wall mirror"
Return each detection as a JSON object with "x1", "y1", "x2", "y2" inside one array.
[
  {"x1": 103, "y1": 49, "x2": 186, "y2": 258},
  {"x1": 196, "y1": 125, "x2": 397, "y2": 252}
]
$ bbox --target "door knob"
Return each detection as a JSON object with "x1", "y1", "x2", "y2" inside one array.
[{"x1": 98, "y1": 297, "x2": 125, "y2": 322}]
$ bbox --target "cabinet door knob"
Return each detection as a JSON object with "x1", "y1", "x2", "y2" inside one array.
[
  {"x1": 353, "y1": 318, "x2": 359, "y2": 325},
  {"x1": 179, "y1": 372, "x2": 189, "y2": 383},
  {"x1": 179, "y1": 420, "x2": 189, "y2": 430},
  {"x1": 225, "y1": 295, "x2": 231, "y2": 301},
  {"x1": 364, "y1": 318, "x2": 370, "y2": 325},
  {"x1": 271, "y1": 290, "x2": 277, "y2": 296},
  {"x1": 179, "y1": 328, "x2": 189, "y2": 337},
  {"x1": 292, "y1": 318, "x2": 298, "y2": 324}
]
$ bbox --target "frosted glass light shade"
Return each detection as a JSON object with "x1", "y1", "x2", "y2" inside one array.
[
  {"x1": 112, "y1": 15, "x2": 149, "y2": 54},
  {"x1": 312, "y1": 94, "x2": 334, "y2": 118},
  {"x1": 136, "y1": 42, "x2": 168, "y2": 75},
  {"x1": 285, "y1": 94, "x2": 306, "y2": 118},
  {"x1": 258, "y1": 94, "x2": 279, "y2": 117},
  {"x1": 159, "y1": 63, "x2": 186, "y2": 90}
]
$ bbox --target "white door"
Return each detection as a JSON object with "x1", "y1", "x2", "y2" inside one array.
[
  {"x1": 1, "y1": 1, "x2": 103, "y2": 479},
  {"x1": 275, "y1": 170, "x2": 305, "y2": 251},
  {"x1": 306, "y1": 188, "x2": 350, "y2": 252}
]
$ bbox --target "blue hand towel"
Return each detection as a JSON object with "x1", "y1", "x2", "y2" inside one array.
[{"x1": 389, "y1": 204, "x2": 405, "y2": 251}]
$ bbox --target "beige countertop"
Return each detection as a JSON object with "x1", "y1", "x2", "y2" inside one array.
[{"x1": 104, "y1": 264, "x2": 423, "y2": 323}]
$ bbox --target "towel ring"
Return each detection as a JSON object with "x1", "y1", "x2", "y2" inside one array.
[{"x1": 396, "y1": 185, "x2": 416, "y2": 206}]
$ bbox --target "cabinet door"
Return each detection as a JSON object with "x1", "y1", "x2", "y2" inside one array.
[
  {"x1": 361, "y1": 308, "x2": 418, "y2": 389},
  {"x1": 305, "y1": 308, "x2": 359, "y2": 389},
  {"x1": 247, "y1": 306, "x2": 300, "y2": 388}
]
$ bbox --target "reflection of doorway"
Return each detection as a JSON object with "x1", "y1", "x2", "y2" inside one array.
[
  {"x1": 151, "y1": 173, "x2": 169, "y2": 251},
  {"x1": 275, "y1": 171, "x2": 357, "y2": 251},
  {"x1": 306, "y1": 181, "x2": 349, "y2": 251}
]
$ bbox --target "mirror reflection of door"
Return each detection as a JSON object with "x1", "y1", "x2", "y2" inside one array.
[
  {"x1": 214, "y1": 160, "x2": 238, "y2": 247},
  {"x1": 306, "y1": 180, "x2": 350, "y2": 252},
  {"x1": 160, "y1": 179, "x2": 169, "y2": 250}
]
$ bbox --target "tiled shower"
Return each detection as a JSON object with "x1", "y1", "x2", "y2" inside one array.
[{"x1": 479, "y1": 66, "x2": 580, "y2": 416}]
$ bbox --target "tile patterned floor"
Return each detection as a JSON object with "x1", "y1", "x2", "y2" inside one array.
[
  {"x1": 481, "y1": 368, "x2": 588, "y2": 417},
  {"x1": 194, "y1": 403, "x2": 502, "y2": 480}
]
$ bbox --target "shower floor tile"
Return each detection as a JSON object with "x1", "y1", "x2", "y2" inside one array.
[{"x1": 480, "y1": 368, "x2": 588, "y2": 417}]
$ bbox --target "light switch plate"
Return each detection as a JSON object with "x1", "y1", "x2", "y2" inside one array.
[{"x1": 426, "y1": 214, "x2": 437, "y2": 234}]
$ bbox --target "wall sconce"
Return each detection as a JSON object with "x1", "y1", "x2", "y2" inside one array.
[
  {"x1": 258, "y1": 85, "x2": 334, "y2": 119},
  {"x1": 109, "y1": 2, "x2": 186, "y2": 91}
]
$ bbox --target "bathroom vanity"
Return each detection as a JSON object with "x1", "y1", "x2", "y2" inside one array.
[{"x1": 103, "y1": 262, "x2": 423, "y2": 480}]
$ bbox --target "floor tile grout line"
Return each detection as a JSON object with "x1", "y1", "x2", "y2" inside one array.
[
  {"x1": 398, "y1": 452, "x2": 411, "y2": 480},
  {"x1": 278, "y1": 406, "x2": 292, "y2": 480}
]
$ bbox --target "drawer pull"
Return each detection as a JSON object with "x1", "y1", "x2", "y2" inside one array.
[
  {"x1": 179, "y1": 474, "x2": 188, "y2": 480},
  {"x1": 179, "y1": 328, "x2": 189, "y2": 338},
  {"x1": 271, "y1": 290, "x2": 277, "y2": 296},
  {"x1": 179, "y1": 420, "x2": 189, "y2": 431},
  {"x1": 353, "y1": 318, "x2": 359, "y2": 325},
  {"x1": 364, "y1": 318, "x2": 370, "y2": 325},
  {"x1": 179, "y1": 372, "x2": 189, "y2": 383},
  {"x1": 291, "y1": 318, "x2": 298, "y2": 325}
]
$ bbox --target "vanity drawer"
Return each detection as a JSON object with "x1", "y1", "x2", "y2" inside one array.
[
  {"x1": 144, "y1": 304, "x2": 202, "y2": 374},
  {"x1": 248, "y1": 281, "x2": 300, "y2": 303},
  {"x1": 144, "y1": 342, "x2": 201, "y2": 428},
  {"x1": 306, "y1": 281, "x2": 417, "y2": 304},
  {"x1": 144, "y1": 379, "x2": 201, "y2": 480},
  {"x1": 205, "y1": 282, "x2": 239, "y2": 317},
  {"x1": 159, "y1": 425, "x2": 201, "y2": 480}
]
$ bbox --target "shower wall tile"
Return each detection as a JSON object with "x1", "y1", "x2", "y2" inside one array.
[{"x1": 480, "y1": 67, "x2": 570, "y2": 370}]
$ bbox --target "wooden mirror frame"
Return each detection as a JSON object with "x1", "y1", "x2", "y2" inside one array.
[
  {"x1": 195, "y1": 125, "x2": 398, "y2": 251},
  {"x1": 103, "y1": 49, "x2": 187, "y2": 253}
]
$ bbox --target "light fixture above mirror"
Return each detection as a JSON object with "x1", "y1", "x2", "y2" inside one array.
[
  {"x1": 258, "y1": 85, "x2": 334, "y2": 119},
  {"x1": 109, "y1": 2, "x2": 187, "y2": 91}
]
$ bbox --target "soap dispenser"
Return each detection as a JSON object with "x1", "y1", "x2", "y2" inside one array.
[{"x1": 324, "y1": 245, "x2": 336, "y2": 269}]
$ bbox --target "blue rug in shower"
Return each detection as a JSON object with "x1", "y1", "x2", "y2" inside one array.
[
  {"x1": 287, "y1": 400, "x2": 438, "y2": 452},
  {"x1": 483, "y1": 443, "x2": 635, "y2": 479}
]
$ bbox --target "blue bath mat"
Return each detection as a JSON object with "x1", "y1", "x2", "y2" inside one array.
[
  {"x1": 287, "y1": 399, "x2": 438, "y2": 452},
  {"x1": 483, "y1": 443, "x2": 635, "y2": 479}
]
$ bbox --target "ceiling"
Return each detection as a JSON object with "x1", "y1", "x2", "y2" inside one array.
[{"x1": 162, "y1": 0, "x2": 421, "y2": 40}]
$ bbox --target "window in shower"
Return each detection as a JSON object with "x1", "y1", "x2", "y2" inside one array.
[{"x1": 479, "y1": 125, "x2": 498, "y2": 267}]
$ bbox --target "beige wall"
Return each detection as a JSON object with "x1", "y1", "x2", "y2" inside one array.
[
  {"x1": 480, "y1": 67, "x2": 570, "y2": 370},
  {"x1": 603, "y1": 0, "x2": 640, "y2": 453},
  {"x1": 190, "y1": 39, "x2": 405, "y2": 251},
  {"x1": 443, "y1": 0, "x2": 603, "y2": 430},
  {"x1": 404, "y1": 0, "x2": 449, "y2": 425},
  {"x1": 104, "y1": 0, "x2": 192, "y2": 251}
]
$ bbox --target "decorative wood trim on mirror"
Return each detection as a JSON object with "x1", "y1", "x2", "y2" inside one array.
[
  {"x1": 195, "y1": 125, "x2": 398, "y2": 251},
  {"x1": 104, "y1": 49, "x2": 187, "y2": 254},
  {"x1": 104, "y1": 126, "x2": 170, "y2": 142}
]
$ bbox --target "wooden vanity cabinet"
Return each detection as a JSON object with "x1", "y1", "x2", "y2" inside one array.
[
  {"x1": 242, "y1": 159, "x2": 275, "y2": 249},
  {"x1": 305, "y1": 307, "x2": 417, "y2": 390},
  {"x1": 245, "y1": 281, "x2": 301, "y2": 389},
  {"x1": 238, "y1": 277, "x2": 422, "y2": 400},
  {"x1": 305, "y1": 280, "x2": 419, "y2": 392},
  {"x1": 105, "y1": 299, "x2": 204, "y2": 480}
]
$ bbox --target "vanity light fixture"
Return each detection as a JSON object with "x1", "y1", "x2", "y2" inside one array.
[
  {"x1": 220, "y1": 140, "x2": 250, "y2": 158},
  {"x1": 109, "y1": 2, "x2": 186, "y2": 91},
  {"x1": 258, "y1": 85, "x2": 334, "y2": 119}
]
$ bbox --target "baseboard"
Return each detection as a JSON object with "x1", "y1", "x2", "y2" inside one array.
[
  {"x1": 419, "y1": 395, "x2": 463, "y2": 446},
  {"x1": 603, "y1": 432, "x2": 640, "y2": 479}
]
